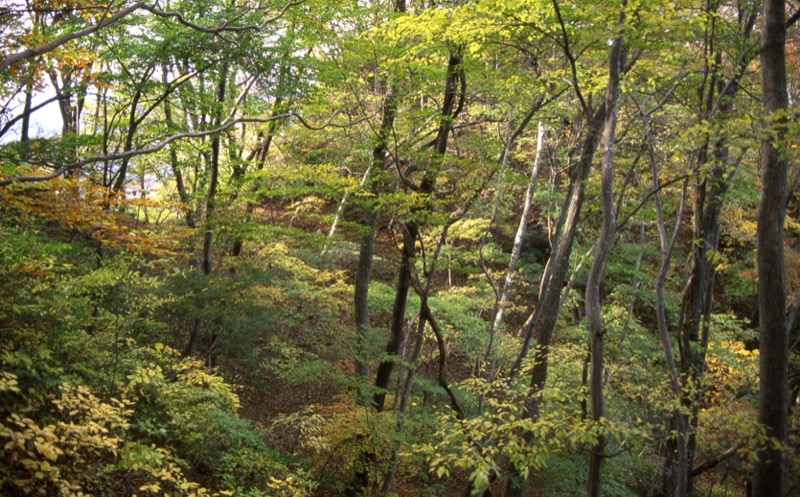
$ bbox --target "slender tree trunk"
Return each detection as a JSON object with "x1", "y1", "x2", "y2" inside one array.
[
  {"x1": 585, "y1": 21, "x2": 623, "y2": 497},
  {"x1": 163, "y1": 66, "x2": 196, "y2": 227},
  {"x1": 493, "y1": 122, "x2": 546, "y2": 330},
  {"x1": 354, "y1": 45, "x2": 462, "y2": 497},
  {"x1": 503, "y1": 106, "x2": 605, "y2": 497},
  {"x1": 184, "y1": 64, "x2": 228, "y2": 358},
  {"x1": 643, "y1": 109, "x2": 690, "y2": 497},
  {"x1": 373, "y1": 49, "x2": 461, "y2": 411},
  {"x1": 21, "y1": 82, "x2": 32, "y2": 142},
  {"x1": 232, "y1": 95, "x2": 285, "y2": 256},
  {"x1": 511, "y1": 106, "x2": 605, "y2": 380},
  {"x1": 382, "y1": 218, "x2": 461, "y2": 495},
  {"x1": 354, "y1": 209, "x2": 377, "y2": 379},
  {"x1": 752, "y1": 0, "x2": 789, "y2": 494},
  {"x1": 202, "y1": 66, "x2": 228, "y2": 276},
  {"x1": 112, "y1": 71, "x2": 153, "y2": 193},
  {"x1": 674, "y1": 10, "x2": 756, "y2": 493}
]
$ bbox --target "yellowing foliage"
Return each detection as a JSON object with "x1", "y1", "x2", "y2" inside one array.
[{"x1": 0, "y1": 381, "x2": 129, "y2": 496}]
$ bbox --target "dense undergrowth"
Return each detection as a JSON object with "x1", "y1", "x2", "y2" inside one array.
[{"x1": 1, "y1": 174, "x2": 797, "y2": 497}]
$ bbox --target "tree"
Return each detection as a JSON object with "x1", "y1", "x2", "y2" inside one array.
[
  {"x1": 585, "y1": 6, "x2": 624, "y2": 496},
  {"x1": 752, "y1": 0, "x2": 789, "y2": 495}
]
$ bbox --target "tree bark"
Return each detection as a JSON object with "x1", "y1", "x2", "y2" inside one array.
[
  {"x1": 644, "y1": 109, "x2": 689, "y2": 497},
  {"x1": 503, "y1": 106, "x2": 605, "y2": 497},
  {"x1": 752, "y1": 0, "x2": 789, "y2": 495},
  {"x1": 21, "y1": 82, "x2": 33, "y2": 143},
  {"x1": 585, "y1": 19, "x2": 623, "y2": 497},
  {"x1": 162, "y1": 65, "x2": 197, "y2": 227},
  {"x1": 493, "y1": 122, "x2": 546, "y2": 331},
  {"x1": 184, "y1": 64, "x2": 228, "y2": 358},
  {"x1": 673, "y1": 9, "x2": 756, "y2": 494},
  {"x1": 373, "y1": 50, "x2": 462, "y2": 411}
]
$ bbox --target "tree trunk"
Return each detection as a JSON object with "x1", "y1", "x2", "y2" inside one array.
[
  {"x1": 21, "y1": 82, "x2": 32, "y2": 143},
  {"x1": 503, "y1": 106, "x2": 605, "y2": 497},
  {"x1": 354, "y1": 209, "x2": 377, "y2": 380},
  {"x1": 163, "y1": 65, "x2": 196, "y2": 227},
  {"x1": 373, "y1": 49, "x2": 461, "y2": 411},
  {"x1": 752, "y1": 0, "x2": 789, "y2": 495},
  {"x1": 493, "y1": 122, "x2": 546, "y2": 330},
  {"x1": 184, "y1": 64, "x2": 228, "y2": 358},
  {"x1": 674, "y1": 10, "x2": 756, "y2": 493},
  {"x1": 643, "y1": 109, "x2": 689, "y2": 497},
  {"x1": 585, "y1": 20, "x2": 623, "y2": 497},
  {"x1": 202, "y1": 66, "x2": 228, "y2": 276}
]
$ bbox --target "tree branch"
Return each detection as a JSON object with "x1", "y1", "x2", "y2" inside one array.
[
  {"x1": 615, "y1": 174, "x2": 689, "y2": 233},
  {"x1": 689, "y1": 443, "x2": 743, "y2": 477},
  {"x1": 0, "y1": 2, "x2": 147, "y2": 73},
  {"x1": 0, "y1": 0, "x2": 306, "y2": 73},
  {"x1": 0, "y1": 110, "x2": 368, "y2": 186}
]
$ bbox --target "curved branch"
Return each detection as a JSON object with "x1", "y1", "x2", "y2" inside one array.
[
  {"x1": 0, "y1": 0, "x2": 306, "y2": 73},
  {"x1": 552, "y1": 0, "x2": 590, "y2": 118},
  {"x1": 0, "y1": 2, "x2": 146, "y2": 73},
  {"x1": 420, "y1": 302, "x2": 465, "y2": 420},
  {"x1": 0, "y1": 110, "x2": 366, "y2": 186},
  {"x1": 143, "y1": 0, "x2": 305, "y2": 33},
  {"x1": 615, "y1": 174, "x2": 689, "y2": 233}
]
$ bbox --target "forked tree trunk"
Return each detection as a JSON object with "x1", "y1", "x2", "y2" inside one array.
[
  {"x1": 373, "y1": 49, "x2": 462, "y2": 411},
  {"x1": 643, "y1": 109, "x2": 689, "y2": 497},
  {"x1": 350, "y1": 40, "x2": 462, "y2": 497}
]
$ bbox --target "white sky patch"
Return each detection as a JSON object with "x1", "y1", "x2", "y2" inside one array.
[{"x1": 1, "y1": 81, "x2": 64, "y2": 143}]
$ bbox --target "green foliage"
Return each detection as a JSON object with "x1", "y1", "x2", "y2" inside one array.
[{"x1": 2, "y1": 0, "x2": 796, "y2": 495}]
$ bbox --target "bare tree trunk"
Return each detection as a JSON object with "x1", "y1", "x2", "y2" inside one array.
[
  {"x1": 752, "y1": 0, "x2": 789, "y2": 494},
  {"x1": 163, "y1": 65, "x2": 196, "y2": 227},
  {"x1": 493, "y1": 122, "x2": 546, "y2": 330},
  {"x1": 21, "y1": 82, "x2": 32, "y2": 142},
  {"x1": 511, "y1": 105, "x2": 605, "y2": 380},
  {"x1": 202, "y1": 65, "x2": 228, "y2": 276},
  {"x1": 503, "y1": 106, "x2": 605, "y2": 497},
  {"x1": 351, "y1": 43, "x2": 462, "y2": 497},
  {"x1": 324, "y1": 164, "x2": 373, "y2": 251},
  {"x1": 373, "y1": 49, "x2": 461, "y2": 411},
  {"x1": 352, "y1": 64, "x2": 400, "y2": 385},
  {"x1": 643, "y1": 109, "x2": 689, "y2": 497},
  {"x1": 675, "y1": 10, "x2": 756, "y2": 493},
  {"x1": 353, "y1": 208, "x2": 377, "y2": 379},
  {"x1": 382, "y1": 217, "x2": 461, "y2": 495},
  {"x1": 184, "y1": 64, "x2": 228, "y2": 358},
  {"x1": 585, "y1": 20, "x2": 623, "y2": 497}
]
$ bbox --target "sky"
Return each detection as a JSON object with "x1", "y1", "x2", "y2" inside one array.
[{"x1": 1, "y1": 84, "x2": 64, "y2": 144}]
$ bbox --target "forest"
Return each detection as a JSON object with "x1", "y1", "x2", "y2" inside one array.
[{"x1": 1, "y1": 0, "x2": 799, "y2": 495}]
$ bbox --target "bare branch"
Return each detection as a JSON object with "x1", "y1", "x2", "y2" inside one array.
[
  {"x1": 0, "y1": 2, "x2": 147, "y2": 73},
  {"x1": 689, "y1": 443, "x2": 744, "y2": 477},
  {"x1": 142, "y1": 0, "x2": 305, "y2": 34},
  {"x1": 0, "y1": 110, "x2": 368, "y2": 186},
  {"x1": 552, "y1": 0, "x2": 590, "y2": 119},
  {"x1": 615, "y1": 174, "x2": 689, "y2": 233},
  {"x1": 0, "y1": 93, "x2": 64, "y2": 138},
  {"x1": 0, "y1": 0, "x2": 306, "y2": 74}
]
